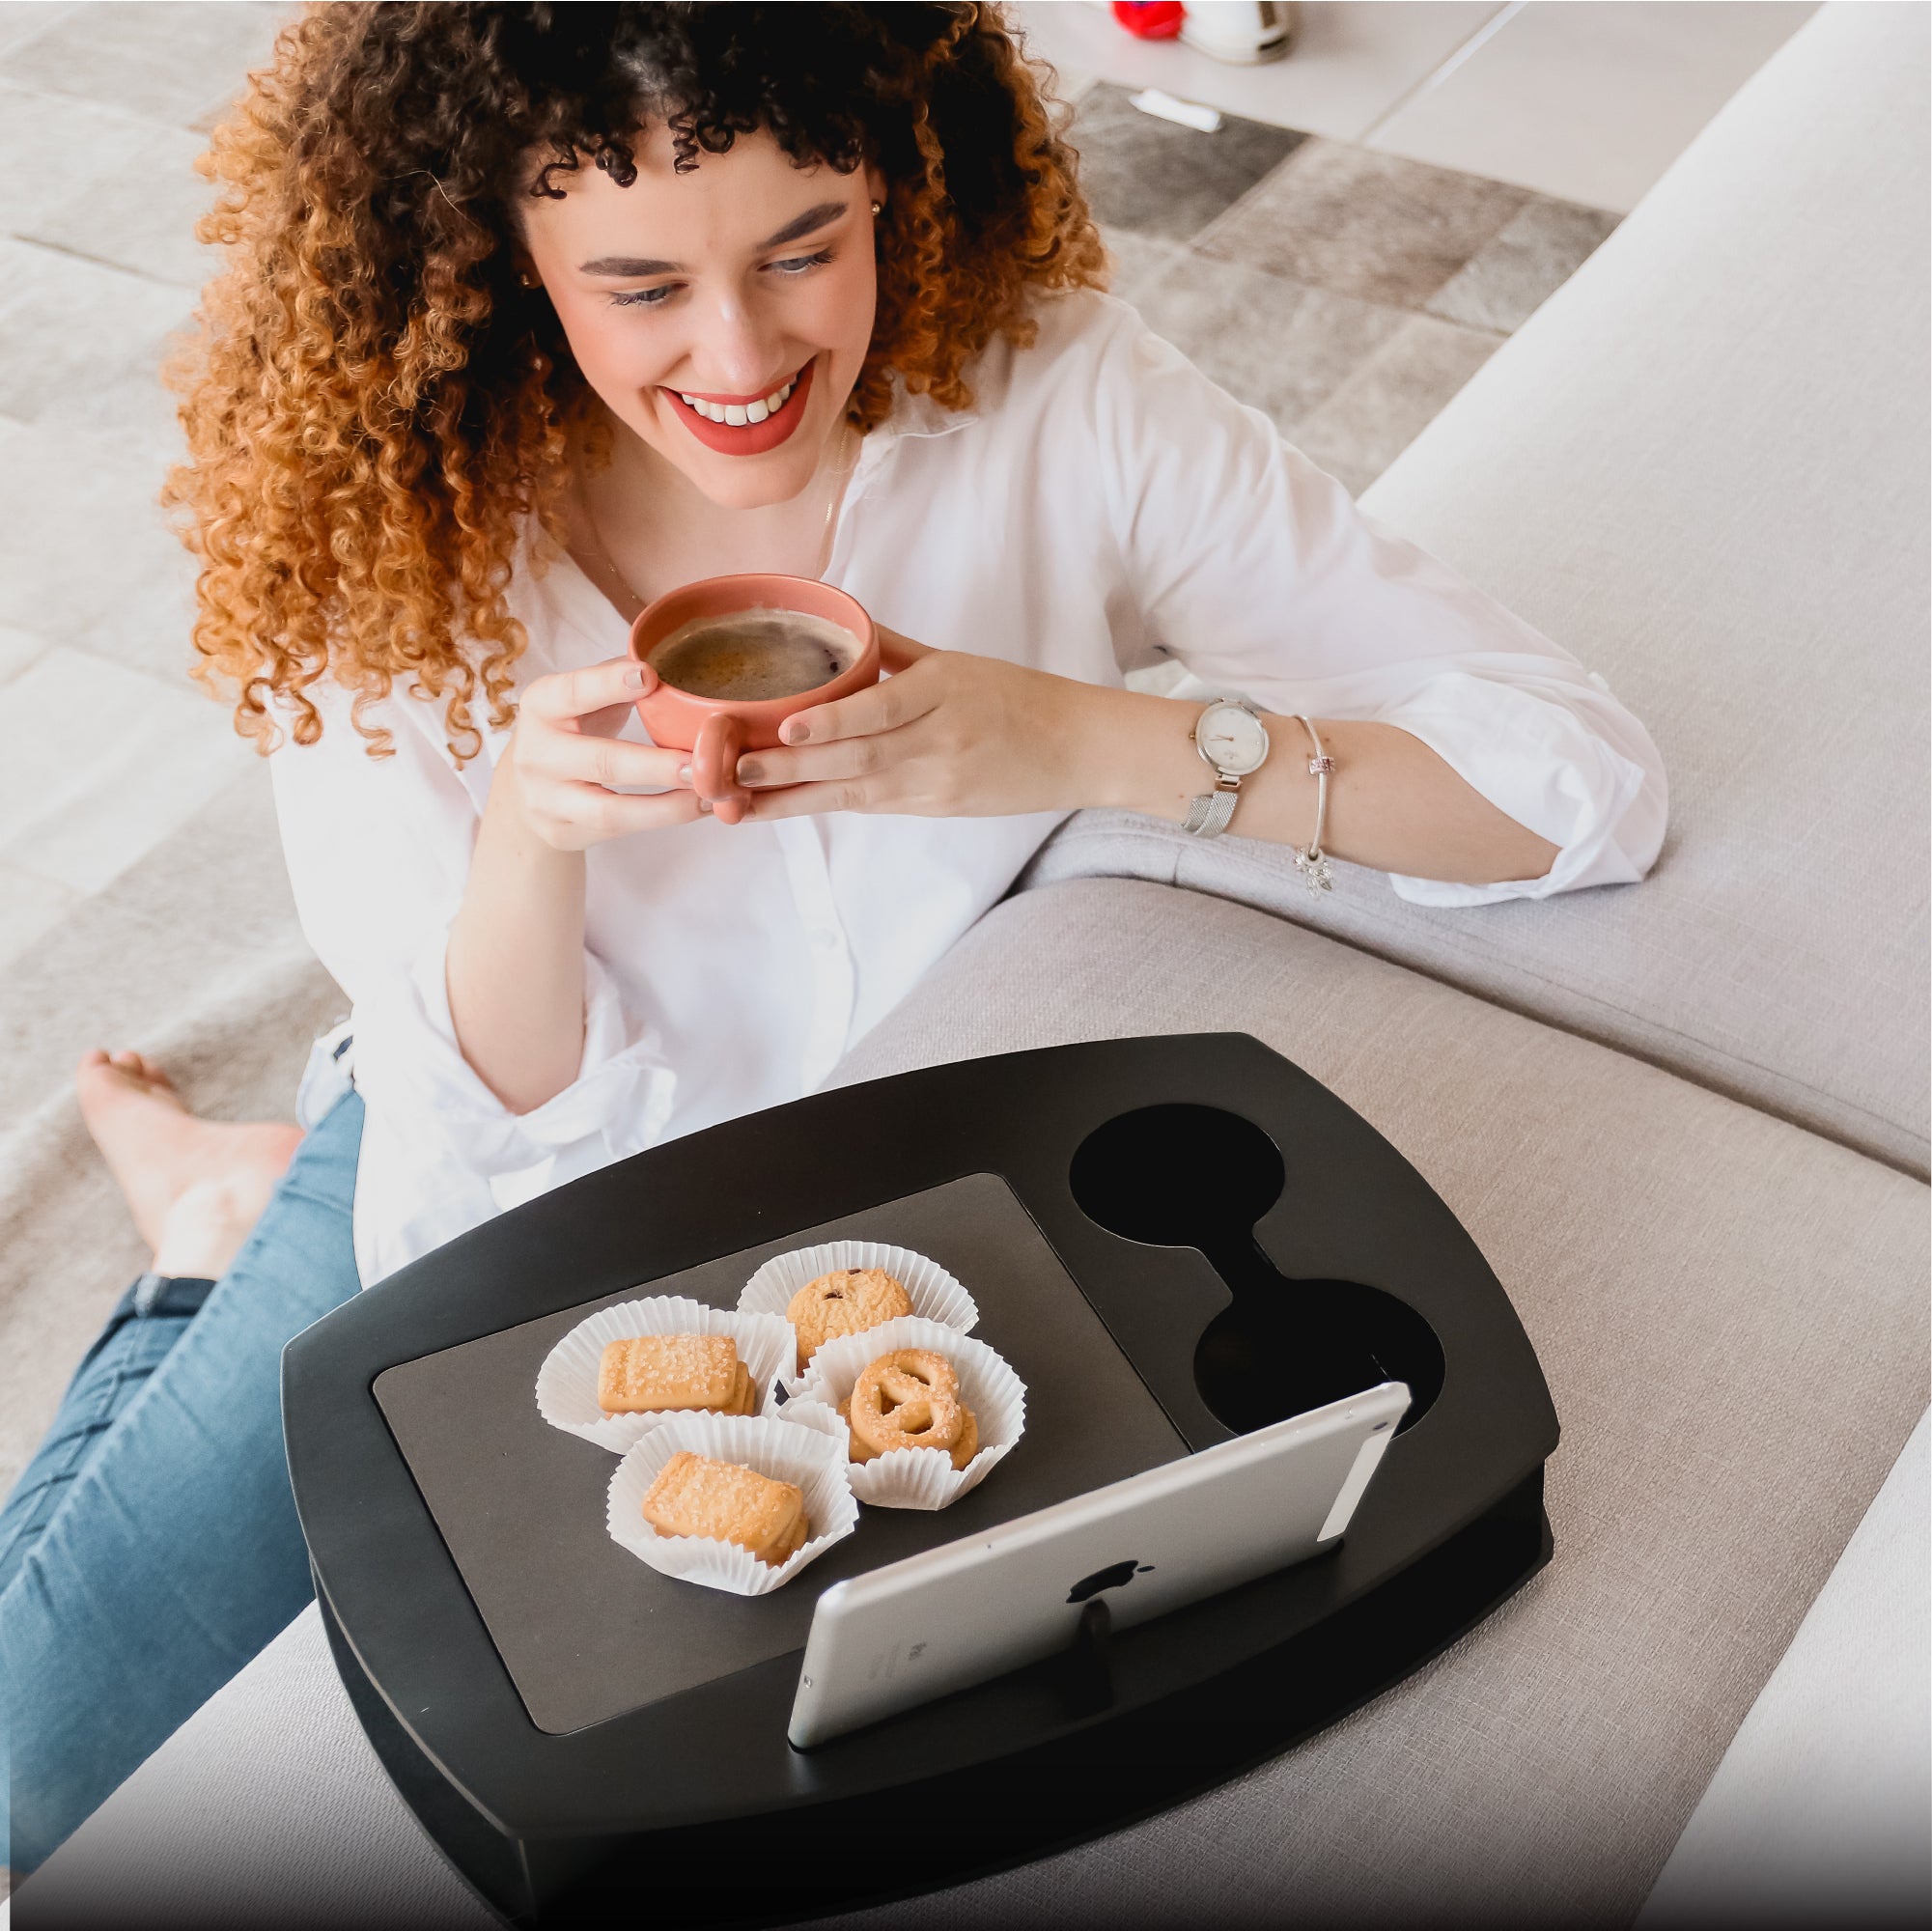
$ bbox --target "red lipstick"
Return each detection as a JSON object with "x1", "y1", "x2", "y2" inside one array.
[{"x1": 664, "y1": 357, "x2": 816, "y2": 457}]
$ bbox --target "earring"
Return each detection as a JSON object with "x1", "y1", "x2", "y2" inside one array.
[
  {"x1": 518, "y1": 271, "x2": 540, "y2": 290},
  {"x1": 870, "y1": 200, "x2": 882, "y2": 216}
]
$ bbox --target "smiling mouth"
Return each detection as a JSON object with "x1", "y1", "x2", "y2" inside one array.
[{"x1": 671, "y1": 371, "x2": 802, "y2": 427}]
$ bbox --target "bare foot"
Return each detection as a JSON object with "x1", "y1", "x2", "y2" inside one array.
[{"x1": 75, "y1": 1049, "x2": 305, "y2": 1279}]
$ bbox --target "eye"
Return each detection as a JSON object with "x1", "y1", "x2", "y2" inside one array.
[
  {"x1": 766, "y1": 247, "x2": 835, "y2": 278},
  {"x1": 608, "y1": 284, "x2": 679, "y2": 309}
]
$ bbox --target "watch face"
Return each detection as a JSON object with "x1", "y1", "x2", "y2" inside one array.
[{"x1": 1196, "y1": 702, "x2": 1269, "y2": 776}]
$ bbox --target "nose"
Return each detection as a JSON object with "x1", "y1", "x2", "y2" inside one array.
[{"x1": 680, "y1": 284, "x2": 787, "y2": 399}]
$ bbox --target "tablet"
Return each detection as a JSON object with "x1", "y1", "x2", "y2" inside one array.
[{"x1": 788, "y1": 1379, "x2": 1411, "y2": 1749}]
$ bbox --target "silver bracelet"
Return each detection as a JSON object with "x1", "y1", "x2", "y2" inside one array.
[{"x1": 1290, "y1": 715, "x2": 1335, "y2": 894}]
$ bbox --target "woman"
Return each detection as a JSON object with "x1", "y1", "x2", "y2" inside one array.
[{"x1": 0, "y1": 0, "x2": 1664, "y2": 1875}]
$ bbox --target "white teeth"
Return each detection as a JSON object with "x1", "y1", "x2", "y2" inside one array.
[{"x1": 674, "y1": 375, "x2": 798, "y2": 427}]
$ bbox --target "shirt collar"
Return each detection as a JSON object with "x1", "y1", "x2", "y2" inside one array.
[
  {"x1": 880, "y1": 383, "x2": 980, "y2": 440},
  {"x1": 853, "y1": 381, "x2": 979, "y2": 491}
]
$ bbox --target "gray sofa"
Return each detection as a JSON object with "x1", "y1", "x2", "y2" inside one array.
[{"x1": 17, "y1": 5, "x2": 1927, "y2": 1925}]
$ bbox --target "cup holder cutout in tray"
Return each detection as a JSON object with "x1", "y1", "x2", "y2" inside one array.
[{"x1": 1069, "y1": 1105, "x2": 1443, "y2": 1434}]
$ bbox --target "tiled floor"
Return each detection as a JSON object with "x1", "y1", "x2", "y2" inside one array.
[
  {"x1": 1078, "y1": 80, "x2": 1617, "y2": 493},
  {"x1": 1362, "y1": 0, "x2": 1819, "y2": 211},
  {"x1": 1013, "y1": 1, "x2": 1818, "y2": 212},
  {"x1": 0, "y1": 2, "x2": 285, "y2": 972},
  {"x1": 0, "y1": 1, "x2": 1812, "y2": 991}
]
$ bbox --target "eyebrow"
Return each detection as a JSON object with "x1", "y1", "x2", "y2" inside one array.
[{"x1": 577, "y1": 200, "x2": 848, "y2": 277}]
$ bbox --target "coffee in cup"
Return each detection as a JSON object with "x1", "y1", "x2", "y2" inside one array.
[
  {"x1": 628, "y1": 574, "x2": 881, "y2": 826},
  {"x1": 649, "y1": 608, "x2": 861, "y2": 703}
]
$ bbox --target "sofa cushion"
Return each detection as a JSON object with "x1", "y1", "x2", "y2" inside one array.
[
  {"x1": 11, "y1": 1601, "x2": 494, "y2": 1931},
  {"x1": 24, "y1": 880, "x2": 1926, "y2": 1926},
  {"x1": 1029, "y1": 1, "x2": 1931, "y2": 1176}
]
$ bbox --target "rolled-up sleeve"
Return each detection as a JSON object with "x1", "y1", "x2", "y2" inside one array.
[
  {"x1": 346, "y1": 929, "x2": 677, "y2": 1210},
  {"x1": 267, "y1": 683, "x2": 676, "y2": 1274},
  {"x1": 1090, "y1": 303, "x2": 1667, "y2": 901}
]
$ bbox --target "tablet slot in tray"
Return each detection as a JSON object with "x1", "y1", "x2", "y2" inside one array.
[{"x1": 1069, "y1": 1104, "x2": 1444, "y2": 1433}]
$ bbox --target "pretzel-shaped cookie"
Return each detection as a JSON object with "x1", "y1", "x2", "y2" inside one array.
[{"x1": 845, "y1": 1348, "x2": 979, "y2": 1470}]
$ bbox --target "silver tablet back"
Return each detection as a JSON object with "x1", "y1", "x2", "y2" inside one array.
[{"x1": 789, "y1": 1380, "x2": 1410, "y2": 1749}]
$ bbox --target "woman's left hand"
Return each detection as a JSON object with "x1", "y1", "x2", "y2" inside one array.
[{"x1": 731, "y1": 630, "x2": 1115, "y2": 821}]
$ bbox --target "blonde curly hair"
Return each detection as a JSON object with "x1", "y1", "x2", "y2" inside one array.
[{"x1": 163, "y1": 2, "x2": 1106, "y2": 762}]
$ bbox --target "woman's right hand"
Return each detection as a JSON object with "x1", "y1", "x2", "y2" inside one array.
[{"x1": 505, "y1": 657, "x2": 705, "y2": 851}]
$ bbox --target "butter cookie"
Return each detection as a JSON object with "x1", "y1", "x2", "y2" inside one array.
[
  {"x1": 640, "y1": 1451, "x2": 807, "y2": 1566},
  {"x1": 599, "y1": 1334, "x2": 741, "y2": 1415},
  {"x1": 787, "y1": 1268, "x2": 911, "y2": 1372}
]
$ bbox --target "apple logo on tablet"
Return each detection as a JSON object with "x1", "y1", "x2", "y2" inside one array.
[{"x1": 1067, "y1": 1561, "x2": 1155, "y2": 1603}]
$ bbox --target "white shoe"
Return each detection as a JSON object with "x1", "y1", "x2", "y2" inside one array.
[{"x1": 1179, "y1": 1, "x2": 1295, "y2": 65}]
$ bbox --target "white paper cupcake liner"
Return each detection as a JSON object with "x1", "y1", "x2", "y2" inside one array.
[
  {"x1": 606, "y1": 1413, "x2": 857, "y2": 1596},
  {"x1": 782, "y1": 1316, "x2": 1026, "y2": 1510},
  {"x1": 765, "y1": 1396, "x2": 851, "y2": 1452},
  {"x1": 536, "y1": 1296, "x2": 798, "y2": 1454},
  {"x1": 738, "y1": 1242, "x2": 978, "y2": 1392}
]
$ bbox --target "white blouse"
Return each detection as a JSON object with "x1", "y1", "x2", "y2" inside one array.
[{"x1": 271, "y1": 291, "x2": 1666, "y2": 1287}]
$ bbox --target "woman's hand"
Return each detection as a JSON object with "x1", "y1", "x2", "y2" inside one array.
[
  {"x1": 732, "y1": 631, "x2": 1121, "y2": 822},
  {"x1": 508, "y1": 657, "x2": 704, "y2": 850}
]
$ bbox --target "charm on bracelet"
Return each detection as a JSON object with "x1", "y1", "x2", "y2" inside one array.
[{"x1": 1291, "y1": 718, "x2": 1336, "y2": 894}]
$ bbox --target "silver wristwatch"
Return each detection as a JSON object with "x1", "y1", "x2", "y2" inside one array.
[{"x1": 1185, "y1": 698, "x2": 1271, "y2": 837}]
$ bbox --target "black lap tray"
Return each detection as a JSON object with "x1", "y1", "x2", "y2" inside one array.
[{"x1": 285, "y1": 1033, "x2": 1558, "y2": 1927}]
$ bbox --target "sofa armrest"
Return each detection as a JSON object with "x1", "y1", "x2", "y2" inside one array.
[{"x1": 1638, "y1": 1411, "x2": 1931, "y2": 1927}]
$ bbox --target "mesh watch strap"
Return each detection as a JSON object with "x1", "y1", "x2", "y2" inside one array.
[{"x1": 1183, "y1": 786, "x2": 1239, "y2": 838}]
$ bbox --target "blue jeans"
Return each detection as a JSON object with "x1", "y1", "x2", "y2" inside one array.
[{"x1": 0, "y1": 1090, "x2": 364, "y2": 1874}]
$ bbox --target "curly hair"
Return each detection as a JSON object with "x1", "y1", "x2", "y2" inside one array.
[{"x1": 163, "y1": 2, "x2": 1106, "y2": 761}]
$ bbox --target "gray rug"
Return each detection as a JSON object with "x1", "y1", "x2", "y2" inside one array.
[{"x1": 0, "y1": 766, "x2": 341, "y2": 1491}]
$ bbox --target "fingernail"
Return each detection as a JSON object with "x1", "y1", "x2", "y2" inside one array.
[
  {"x1": 737, "y1": 760, "x2": 764, "y2": 784},
  {"x1": 624, "y1": 661, "x2": 648, "y2": 690},
  {"x1": 780, "y1": 720, "x2": 805, "y2": 744},
  {"x1": 676, "y1": 764, "x2": 692, "y2": 785},
  {"x1": 697, "y1": 796, "x2": 714, "y2": 814}
]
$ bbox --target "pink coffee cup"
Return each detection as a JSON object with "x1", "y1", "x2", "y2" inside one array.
[{"x1": 629, "y1": 574, "x2": 879, "y2": 826}]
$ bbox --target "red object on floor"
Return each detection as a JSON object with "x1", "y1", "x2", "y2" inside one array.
[{"x1": 1112, "y1": 1, "x2": 1186, "y2": 41}]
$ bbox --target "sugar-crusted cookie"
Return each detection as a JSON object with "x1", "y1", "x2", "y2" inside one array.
[
  {"x1": 845, "y1": 1348, "x2": 977, "y2": 1469},
  {"x1": 786, "y1": 1268, "x2": 912, "y2": 1372},
  {"x1": 640, "y1": 1451, "x2": 807, "y2": 1566},
  {"x1": 764, "y1": 1509, "x2": 810, "y2": 1564},
  {"x1": 598, "y1": 1334, "x2": 740, "y2": 1415},
  {"x1": 724, "y1": 1361, "x2": 758, "y2": 1416}
]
